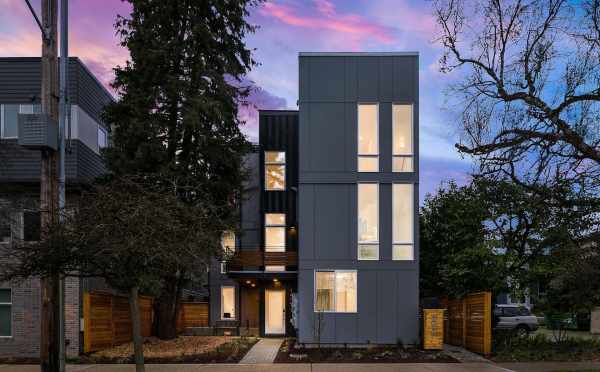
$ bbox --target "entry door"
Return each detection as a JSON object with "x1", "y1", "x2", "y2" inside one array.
[{"x1": 265, "y1": 289, "x2": 286, "y2": 334}]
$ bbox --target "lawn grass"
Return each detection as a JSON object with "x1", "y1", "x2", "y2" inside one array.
[{"x1": 492, "y1": 333, "x2": 600, "y2": 362}]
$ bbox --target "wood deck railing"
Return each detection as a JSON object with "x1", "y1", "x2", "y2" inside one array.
[{"x1": 226, "y1": 250, "x2": 298, "y2": 271}]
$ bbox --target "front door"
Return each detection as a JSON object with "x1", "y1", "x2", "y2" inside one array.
[{"x1": 265, "y1": 289, "x2": 285, "y2": 335}]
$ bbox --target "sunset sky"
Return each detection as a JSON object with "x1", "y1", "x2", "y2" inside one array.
[{"x1": 0, "y1": 0, "x2": 474, "y2": 200}]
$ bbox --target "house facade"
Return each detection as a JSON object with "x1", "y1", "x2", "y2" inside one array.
[
  {"x1": 213, "y1": 52, "x2": 419, "y2": 344},
  {"x1": 0, "y1": 57, "x2": 113, "y2": 357}
]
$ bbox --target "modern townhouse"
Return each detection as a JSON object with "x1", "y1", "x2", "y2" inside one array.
[
  {"x1": 213, "y1": 52, "x2": 419, "y2": 345},
  {"x1": 0, "y1": 57, "x2": 113, "y2": 357}
]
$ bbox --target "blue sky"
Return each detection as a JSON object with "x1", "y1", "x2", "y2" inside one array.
[{"x1": 0, "y1": 0, "x2": 474, "y2": 200}]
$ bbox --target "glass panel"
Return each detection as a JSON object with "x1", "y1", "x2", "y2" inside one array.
[
  {"x1": 98, "y1": 127, "x2": 107, "y2": 149},
  {"x1": 19, "y1": 104, "x2": 41, "y2": 114},
  {"x1": 23, "y1": 211, "x2": 40, "y2": 242},
  {"x1": 358, "y1": 156, "x2": 378, "y2": 172},
  {"x1": 393, "y1": 244, "x2": 414, "y2": 260},
  {"x1": 315, "y1": 272, "x2": 334, "y2": 311},
  {"x1": 0, "y1": 224, "x2": 10, "y2": 244},
  {"x1": 221, "y1": 231, "x2": 235, "y2": 253},
  {"x1": 358, "y1": 244, "x2": 379, "y2": 260},
  {"x1": 2, "y1": 105, "x2": 18, "y2": 138},
  {"x1": 358, "y1": 183, "x2": 378, "y2": 244},
  {"x1": 265, "y1": 265, "x2": 285, "y2": 272},
  {"x1": 0, "y1": 289, "x2": 10, "y2": 303},
  {"x1": 265, "y1": 165, "x2": 285, "y2": 190},
  {"x1": 221, "y1": 287, "x2": 235, "y2": 319},
  {"x1": 265, "y1": 213, "x2": 285, "y2": 226},
  {"x1": 358, "y1": 104, "x2": 378, "y2": 155},
  {"x1": 0, "y1": 305, "x2": 10, "y2": 336},
  {"x1": 393, "y1": 156, "x2": 413, "y2": 172},
  {"x1": 265, "y1": 151, "x2": 285, "y2": 164},
  {"x1": 393, "y1": 184, "x2": 413, "y2": 244},
  {"x1": 335, "y1": 272, "x2": 357, "y2": 312},
  {"x1": 393, "y1": 104, "x2": 412, "y2": 155},
  {"x1": 265, "y1": 227, "x2": 285, "y2": 251}
]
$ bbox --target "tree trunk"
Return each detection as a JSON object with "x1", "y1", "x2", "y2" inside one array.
[
  {"x1": 155, "y1": 276, "x2": 182, "y2": 339},
  {"x1": 129, "y1": 286, "x2": 145, "y2": 372}
]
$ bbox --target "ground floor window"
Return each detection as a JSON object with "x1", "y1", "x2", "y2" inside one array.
[
  {"x1": 315, "y1": 270, "x2": 357, "y2": 313},
  {"x1": 221, "y1": 286, "x2": 235, "y2": 320},
  {"x1": 0, "y1": 289, "x2": 11, "y2": 337}
]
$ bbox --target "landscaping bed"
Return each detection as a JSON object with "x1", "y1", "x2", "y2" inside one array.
[
  {"x1": 79, "y1": 336, "x2": 258, "y2": 364},
  {"x1": 274, "y1": 338, "x2": 458, "y2": 363},
  {"x1": 492, "y1": 333, "x2": 600, "y2": 362}
]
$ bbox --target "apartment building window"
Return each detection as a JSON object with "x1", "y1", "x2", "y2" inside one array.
[
  {"x1": 98, "y1": 126, "x2": 108, "y2": 149},
  {"x1": 0, "y1": 289, "x2": 11, "y2": 337},
  {"x1": 0, "y1": 222, "x2": 10, "y2": 244},
  {"x1": 265, "y1": 151, "x2": 286, "y2": 190},
  {"x1": 1, "y1": 104, "x2": 41, "y2": 139},
  {"x1": 265, "y1": 213, "x2": 285, "y2": 271},
  {"x1": 315, "y1": 270, "x2": 357, "y2": 312},
  {"x1": 23, "y1": 211, "x2": 40, "y2": 242},
  {"x1": 220, "y1": 231, "x2": 235, "y2": 274},
  {"x1": 393, "y1": 184, "x2": 414, "y2": 260},
  {"x1": 221, "y1": 286, "x2": 235, "y2": 319},
  {"x1": 393, "y1": 104, "x2": 413, "y2": 172},
  {"x1": 357, "y1": 104, "x2": 378, "y2": 172},
  {"x1": 358, "y1": 183, "x2": 378, "y2": 260}
]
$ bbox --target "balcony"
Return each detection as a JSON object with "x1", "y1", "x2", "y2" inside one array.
[{"x1": 226, "y1": 250, "x2": 298, "y2": 272}]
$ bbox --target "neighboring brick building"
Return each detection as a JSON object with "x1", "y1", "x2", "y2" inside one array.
[{"x1": 0, "y1": 57, "x2": 113, "y2": 358}]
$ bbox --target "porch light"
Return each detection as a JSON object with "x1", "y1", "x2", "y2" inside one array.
[
  {"x1": 245, "y1": 280, "x2": 251, "y2": 284},
  {"x1": 273, "y1": 278, "x2": 278, "y2": 282},
  {"x1": 251, "y1": 283, "x2": 256, "y2": 287}
]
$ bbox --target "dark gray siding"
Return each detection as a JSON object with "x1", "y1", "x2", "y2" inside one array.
[{"x1": 297, "y1": 53, "x2": 420, "y2": 344}]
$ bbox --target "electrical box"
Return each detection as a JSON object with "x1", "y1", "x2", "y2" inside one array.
[{"x1": 18, "y1": 113, "x2": 57, "y2": 150}]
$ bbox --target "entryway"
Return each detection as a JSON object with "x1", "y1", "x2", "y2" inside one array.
[{"x1": 265, "y1": 289, "x2": 285, "y2": 335}]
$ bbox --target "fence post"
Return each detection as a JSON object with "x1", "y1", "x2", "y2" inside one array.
[
  {"x1": 462, "y1": 297, "x2": 467, "y2": 348},
  {"x1": 110, "y1": 294, "x2": 115, "y2": 347},
  {"x1": 483, "y1": 292, "x2": 492, "y2": 355},
  {"x1": 83, "y1": 292, "x2": 90, "y2": 353}
]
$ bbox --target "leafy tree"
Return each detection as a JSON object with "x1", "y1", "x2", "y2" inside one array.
[
  {"x1": 433, "y1": 0, "x2": 600, "y2": 203},
  {"x1": 103, "y1": 0, "x2": 262, "y2": 338}
]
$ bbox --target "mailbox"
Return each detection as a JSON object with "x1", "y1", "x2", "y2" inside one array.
[{"x1": 18, "y1": 113, "x2": 57, "y2": 150}]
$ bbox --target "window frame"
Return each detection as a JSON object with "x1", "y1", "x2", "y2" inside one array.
[
  {"x1": 392, "y1": 103, "x2": 414, "y2": 173},
  {"x1": 357, "y1": 103, "x2": 379, "y2": 173},
  {"x1": 0, "y1": 288, "x2": 12, "y2": 338},
  {"x1": 264, "y1": 151, "x2": 286, "y2": 191},
  {"x1": 357, "y1": 182, "x2": 379, "y2": 260},
  {"x1": 98, "y1": 125, "x2": 108, "y2": 149},
  {"x1": 264, "y1": 213, "x2": 286, "y2": 252},
  {"x1": 392, "y1": 183, "x2": 415, "y2": 261},
  {"x1": 220, "y1": 286, "x2": 236, "y2": 320},
  {"x1": 220, "y1": 231, "x2": 236, "y2": 274},
  {"x1": 313, "y1": 270, "x2": 357, "y2": 313},
  {"x1": 0, "y1": 104, "x2": 17, "y2": 139}
]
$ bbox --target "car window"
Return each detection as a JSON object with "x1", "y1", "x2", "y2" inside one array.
[
  {"x1": 518, "y1": 307, "x2": 531, "y2": 316},
  {"x1": 502, "y1": 307, "x2": 519, "y2": 317}
]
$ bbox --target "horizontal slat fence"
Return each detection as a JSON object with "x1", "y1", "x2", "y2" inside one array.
[
  {"x1": 441, "y1": 292, "x2": 492, "y2": 355},
  {"x1": 176, "y1": 302, "x2": 209, "y2": 332},
  {"x1": 83, "y1": 291, "x2": 153, "y2": 353}
]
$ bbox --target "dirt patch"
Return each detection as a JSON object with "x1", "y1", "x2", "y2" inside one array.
[
  {"x1": 275, "y1": 338, "x2": 459, "y2": 363},
  {"x1": 79, "y1": 336, "x2": 258, "y2": 364}
]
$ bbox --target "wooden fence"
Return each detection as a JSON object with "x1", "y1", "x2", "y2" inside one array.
[
  {"x1": 441, "y1": 292, "x2": 492, "y2": 355},
  {"x1": 82, "y1": 291, "x2": 153, "y2": 353},
  {"x1": 176, "y1": 302, "x2": 209, "y2": 332}
]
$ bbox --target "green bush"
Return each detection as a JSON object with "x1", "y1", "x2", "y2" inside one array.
[{"x1": 494, "y1": 333, "x2": 600, "y2": 362}]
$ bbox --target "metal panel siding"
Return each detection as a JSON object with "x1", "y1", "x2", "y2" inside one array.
[{"x1": 298, "y1": 54, "x2": 419, "y2": 344}]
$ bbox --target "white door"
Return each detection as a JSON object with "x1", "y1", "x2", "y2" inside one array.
[{"x1": 265, "y1": 289, "x2": 285, "y2": 334}]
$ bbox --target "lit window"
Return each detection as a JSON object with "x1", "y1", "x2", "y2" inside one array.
[
  {"x1": 265, "y1": 213, "x2": 285, "y2": 252},
  {"x1": 98, "y1": 126, "x2": 108, "y2": 149},
  {"x1": 0, "y1": 289, "x2": 11, "y2": 337},
  {"x1": 220, "y1": 231, "x2": 235, "y2": 274},
  {"x1": 315, "y1": 271, "x2": 357, "y2": 313},
  {"x1": 265, "y1": 265, "x2": 285, "y2": 272},
  {"x1": 393, "y1": 105, "x2": 413, "y2": 172},
  {"x1": 221, "y1": 286, "x2": 235, "y2": 319},
  {"x1": 357, "y1": 104, "x2": 378, "y2": 172},
  {"x1": 358, "y1": 183, "x2": 378, "y2": 260},
  {"x1": 393, "y1": 184, "x2": 414, "y2": 260},
  {"x1": 265, "y1": 151, "x2": 285, "y2": 190}
]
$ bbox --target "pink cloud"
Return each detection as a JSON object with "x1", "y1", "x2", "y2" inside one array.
[{"x1": 261, "y1": 1, "x2": 395, "y2": 44}]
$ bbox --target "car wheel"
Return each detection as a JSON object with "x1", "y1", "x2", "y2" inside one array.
[{"x1": 515, "y1": 325, "x2": 529, "y2": 338}]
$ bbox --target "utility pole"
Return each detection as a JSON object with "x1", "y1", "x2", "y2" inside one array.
[{"x1": 40, "y1": 0, "x2": 60, "y2": 371}]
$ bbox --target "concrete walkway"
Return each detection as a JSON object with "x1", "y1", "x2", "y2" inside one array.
[
  {"x1": 239, "y1": 338, "x2": 284, "y2": 364},
  {"x1": 443, "y1": 344, "x2": 491, "y2": 363}
]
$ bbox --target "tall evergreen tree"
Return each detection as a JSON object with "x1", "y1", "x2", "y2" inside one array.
[{"x1": 103, "y1": 0, "x2": 262, "y2": 339}]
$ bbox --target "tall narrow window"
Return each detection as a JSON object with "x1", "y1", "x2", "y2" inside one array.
[
  {"x1": 393, "y1": 104, "x2": 413, "y2": 172},
  {"x1": 265, "y1": 213, "x2": 286, "y2": 271},
  {"x1": 393, "y1": 184, "x2": 414, "y2": 260},
  {"x1": 315, "y1": 271, "x2": 357, "y2": 313},
  {"x1": 220, "y1": 231, "x2": 235, "y2": 274},
  {"x1": 265, "y1": 151, "x2": 286, "y2": 190},
  {"x1": 1, "y1": 105, "x2": 18, "y2": 139},
  {"x1": 98, "y1": 126, "x2": 108, "y2": 149},
  {"x1": 221, "y1": 286, "x2": 235, "y2": 319},
  {"x1": 357, "y1": 104, "x2": 378, "y2": 172},
  {"x1": 358, "y1": 183, "x2": 379, "y2": 260},
  {"x1": 0, "y1": 289, "x2": 11, "y2": 337}
]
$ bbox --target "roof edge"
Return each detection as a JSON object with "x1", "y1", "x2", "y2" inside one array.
[{"x1": 299, "y1": 52, "x2": 419, "y2": 57}]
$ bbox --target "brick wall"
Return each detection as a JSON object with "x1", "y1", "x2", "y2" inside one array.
[{"x1": 0, "y1": 278, "x2": 41, "y2": 358}]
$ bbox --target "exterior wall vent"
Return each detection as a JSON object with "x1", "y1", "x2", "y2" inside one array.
[{"x1": 18, "y1": 113, "x2": 58, "y2": 150}]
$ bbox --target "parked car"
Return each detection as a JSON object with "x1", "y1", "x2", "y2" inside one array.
[{"x1": 493, "y1": 304, "x2": 539, "y2": 337}]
